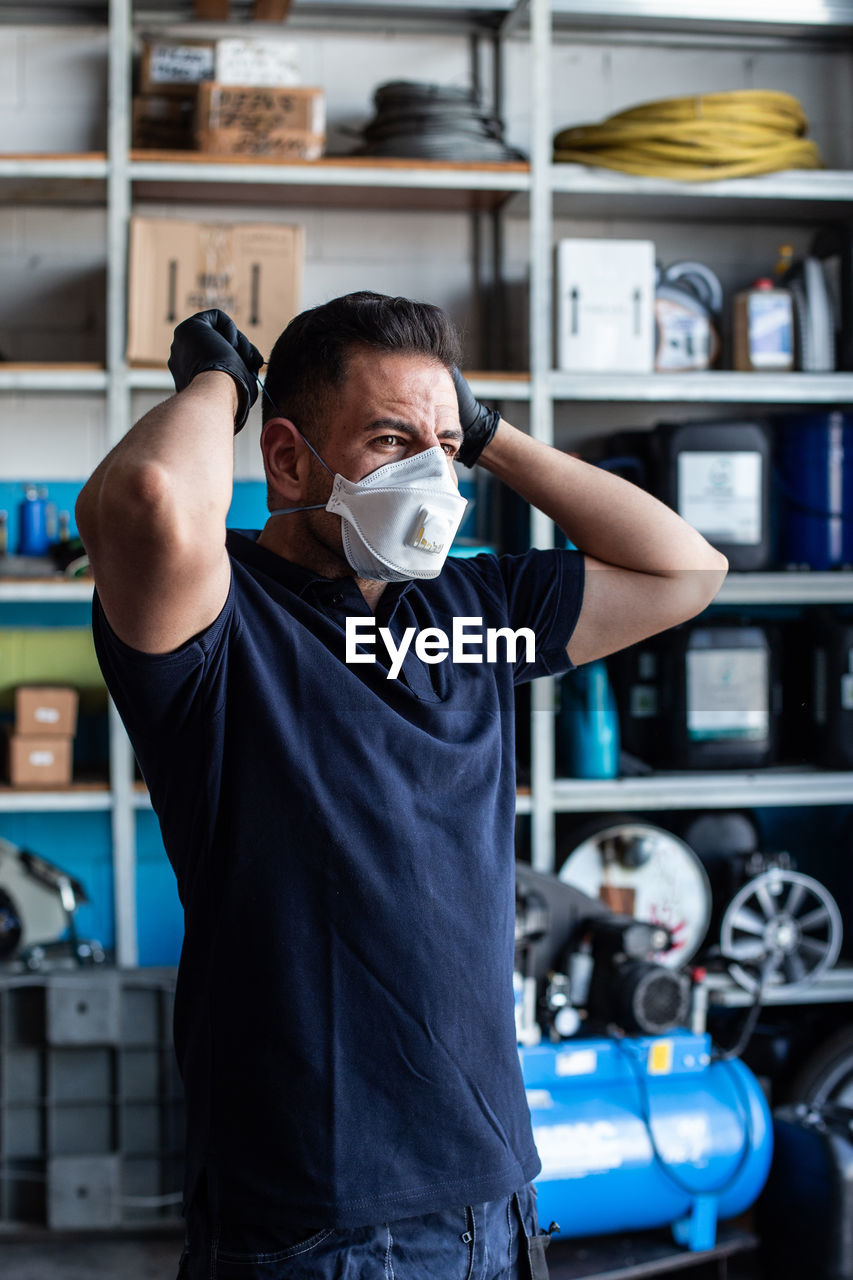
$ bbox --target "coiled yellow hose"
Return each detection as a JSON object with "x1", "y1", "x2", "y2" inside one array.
[{"x1": 553, "y1": 90, "x2": 823, "y2": 180}]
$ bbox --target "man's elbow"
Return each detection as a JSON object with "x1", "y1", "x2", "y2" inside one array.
[
  {"x1": 76, "y1": 460, "x2": 175, "y2": 556},
  {"x1": 676, "y1": 547, "x2": 729, "y2": 622}
]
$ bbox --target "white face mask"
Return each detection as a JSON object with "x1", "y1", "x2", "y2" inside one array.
[{"x1": 269, "y1": 437, "x2": 468, "y2": 582}]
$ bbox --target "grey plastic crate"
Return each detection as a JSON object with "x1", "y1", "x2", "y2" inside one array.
[
  {"x1": 1, "y1": 1158, "x2": 46, "y2": 1224},
  {"x1": 2, "y1": 1047, "x2": 43, "y2": 1103},
  {"x1": 0, "y1": 970, "x2": 184, "y2": 1230},
  {"x1": 3, "y1": 986, "x2": 46, "y2": 1047},
  {"x1": 47, "y1": 1154, "x2": 121, "y2": 1229},
  {"x1": 47, "y1": 975, "x2": 121, "y2": 1045}
]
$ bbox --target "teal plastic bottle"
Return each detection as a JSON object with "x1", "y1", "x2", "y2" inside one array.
[{"x1": 558, "y1": 660, "x2": 620, "y2": 779}]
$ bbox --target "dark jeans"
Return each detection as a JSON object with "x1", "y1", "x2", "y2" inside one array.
[{"x1": 177, "y1": 1183, "x2": 550, "y2": 1280}]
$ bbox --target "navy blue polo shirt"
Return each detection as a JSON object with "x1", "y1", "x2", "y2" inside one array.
[{"x1": 93, "y1": 531, "x2": 584, "y2": 1230}]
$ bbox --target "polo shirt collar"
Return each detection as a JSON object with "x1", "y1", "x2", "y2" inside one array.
[{"x1": 226, "y1": 529, "x2": 415, "y2": 610}]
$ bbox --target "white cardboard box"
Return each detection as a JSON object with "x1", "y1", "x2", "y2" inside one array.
[
  {"x1": 556, "y1": 238, "x2": 656, "y2": 373},
  {"x1": 214, "y1": 38, "x2": 301, "y2": 87}
]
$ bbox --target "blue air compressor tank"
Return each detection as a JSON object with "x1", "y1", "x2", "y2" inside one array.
[{"x1": 521, "y1": 1034, "x2": 772, "y2": 1253}]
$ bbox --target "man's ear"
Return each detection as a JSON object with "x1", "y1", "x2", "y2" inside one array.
[{"x1": 261, "y1": 418, "x2": 310, "y2": 502}]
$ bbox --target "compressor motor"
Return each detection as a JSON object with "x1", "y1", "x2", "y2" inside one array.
[{"x1": 515, "y1": 862, "x2": 690, "y2": 1042}]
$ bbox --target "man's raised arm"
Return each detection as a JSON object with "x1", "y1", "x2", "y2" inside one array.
[
  {"x1": 452, "y1": 373, "x2": 728, "y2": 667},
  {"x1": 75, "y1": 311, "x2": 262, "y2": 655}
]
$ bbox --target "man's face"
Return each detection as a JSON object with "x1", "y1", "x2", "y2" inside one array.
[{"x1": 294, "y1": 348, "x2": 464, "y2": 574}]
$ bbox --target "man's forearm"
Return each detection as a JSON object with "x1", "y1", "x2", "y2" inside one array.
[{"x1": 478, "y1": 419, "x2": 727, "y2": 578}]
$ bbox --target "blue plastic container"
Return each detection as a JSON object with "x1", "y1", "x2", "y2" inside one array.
[
  {"x1": 557, "y1": 661, "x2": 620, "y2": 779},
  {"x1": 18, "y1": 485, "x2": 50, "y2": 556},
  {"x1": 521, "y1": 1034, "x2": 773, "y2": 1252},
  {"x1": 775, "y1": 412, "x2": 853, "y2": 569}
]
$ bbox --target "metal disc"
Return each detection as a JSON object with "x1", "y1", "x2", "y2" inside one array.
[{"x1": 720, "y1": 868, "x2": 842, "y2": 993}]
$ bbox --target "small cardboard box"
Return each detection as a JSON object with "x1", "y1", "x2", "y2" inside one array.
[
  {"x1": 15, "y1": 686, "x2": 78, "y2": 737},
  {"x1": 132, "y1": 95, "x2": 196, "y2": 150},
  {"x1": 139, "y1": 38, "x2": 216, "y2": 97},
  {"x1": 195, "y1": 84, "x2": 325, "y2": 152},
  {"x1": 555, "y1": 238, "x2": 656, "y2": 374},
  {"x1": 7, "y1": 735, "x2": 73, "y2": 788},
  {"x1": 126, "y1": 216, "x2": 304, "y2": 367}
]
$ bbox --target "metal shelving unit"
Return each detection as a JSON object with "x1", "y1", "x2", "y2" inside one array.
[
  {"x1": 552, "y1": 769, "x2": 853, "y2": 813},
  {"x1": 128, "y1": 364, "x2": 533, "y2": 401},
  {"x1": 524, "y1": 0, "x2": 853, "y2": 878},
  {"x1": 707, "y1": 963, "x2": 853, "y2": 1008},
  {"x1": 550, "y1": 371, "x2": 853, "y2": 404},
  {"x1": 0, "y1": 786, "x2": 113, "y2": 813}
]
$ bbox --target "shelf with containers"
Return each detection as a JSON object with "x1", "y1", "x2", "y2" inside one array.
[
  {"x1": 534, "y1": 7, "x2": 853, "y2": 1102},
  {"x1": 527, "y1": 0, "x2": 853, "y2": 882}
]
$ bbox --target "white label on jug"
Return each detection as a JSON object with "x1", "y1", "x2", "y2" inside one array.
[
  {"x1": 678, "y1": 451, "x2": 762, "y2": 545},
  {"x1": 686, "y1": 649, "x2": 768, "y2": 741}
]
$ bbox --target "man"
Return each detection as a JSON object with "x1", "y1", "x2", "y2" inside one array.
[{"x1": 76, "y1": 295, "x2": 727, "y2": 1280}]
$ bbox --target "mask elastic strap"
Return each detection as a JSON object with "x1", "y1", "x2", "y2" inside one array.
[{"x1": 258, "y1": 373, "x2": 335, "y2": 517}]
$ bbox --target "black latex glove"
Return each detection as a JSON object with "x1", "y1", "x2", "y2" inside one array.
[
  {"x1": 452, "y1": 366, "x2": 501, "y2": 468},
  {"x1": 168, "y1": 310, "x2": 264, "y2": 433}
]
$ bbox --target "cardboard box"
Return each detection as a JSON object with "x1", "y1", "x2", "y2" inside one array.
[
  {"x1": 214, "y1": 38, "x2": 300, "y2": 87},
  {"x1": 195, "y1": 127, "x2": 324, "y2": 160},
  {"x1": 132, "y1": 95, "x2": 196, "y2": 150},
  {"x1": 15, "y1": 686, "x2": 78, "y2": 737},
  {"x1": 195, "y1": 84, "x2": 325, "y2": 155},
  {"x1": 139, "y1": 39, "x2": 216, "y2": 97},
  {"x1": 126, "y1": 216, "x2": 304, "y2": 367},
  {"x1": 7, "y1": 734, "x2": 73, "y2": 788},
  {"x1": 555, "y1": 238, "x2": 655, "y2": 374}
]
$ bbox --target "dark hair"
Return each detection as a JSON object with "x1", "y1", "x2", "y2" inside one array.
[{"x1": 262, "y1": 291, "x2": 462, "y2": 441}]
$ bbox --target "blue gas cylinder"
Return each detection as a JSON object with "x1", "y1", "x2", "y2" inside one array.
[
  {"x1": 18, "y1": 484, "x2": 50, "y2": 556},
  {"x1": 521, "y1": 1034, "x2": 772, "y2": 1252}
]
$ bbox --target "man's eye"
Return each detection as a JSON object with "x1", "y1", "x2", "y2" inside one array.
[{"x1": 441, "y1": 442, "x2": 459, "y2": 456}]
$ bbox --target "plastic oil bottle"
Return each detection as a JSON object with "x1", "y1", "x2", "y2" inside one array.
[{"x1": 733, "y1": 252, "x2": 795, "y2": 372}]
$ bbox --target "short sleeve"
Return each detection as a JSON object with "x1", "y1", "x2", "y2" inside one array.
[
  {"x1": 458, "y1": 548, "x2": 585, "y2": 684},
  {"x1": 91, "y1": 584, "x2": 236, "y2": 894}
]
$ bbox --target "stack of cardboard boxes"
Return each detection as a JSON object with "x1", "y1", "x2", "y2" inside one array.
[
  {"x1": 128, "y1": 34, "x2": 314, "y2": 366},
  {"x1": 6, "y1": 687, "x2": 78, "y2": 788},
  {"x1": 133, "y1": 35, "x2": 325, "y2": 159}
]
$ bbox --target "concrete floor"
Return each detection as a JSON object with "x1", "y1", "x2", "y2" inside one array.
[{"x1": 0, "y1": 1233, "x2": 183, "y2": 1280}]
